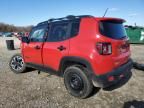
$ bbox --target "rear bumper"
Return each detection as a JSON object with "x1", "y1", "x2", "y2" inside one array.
[{"x1": 92, "y1": 59, "x2": 133, "y2": 88}]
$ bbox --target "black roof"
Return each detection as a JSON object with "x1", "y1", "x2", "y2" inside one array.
[{"x1": 37, "y1": 15, "x2": 94, "y2": 26}]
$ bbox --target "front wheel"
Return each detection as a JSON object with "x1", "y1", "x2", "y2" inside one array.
[
  {"x1": 9, "y1": 53, "x2": 27, "y2": 74},
  {"x1": 64, "y1": 65, "x2": 94, "y2": 99}
]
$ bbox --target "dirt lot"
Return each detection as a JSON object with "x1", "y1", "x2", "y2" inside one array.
[{"x1": 0, "y1": 37, "x2": 144, "y2": 108}]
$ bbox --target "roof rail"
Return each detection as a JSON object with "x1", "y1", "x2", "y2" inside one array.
[
  {"x1": 48, "y1": 15, "x2": 94, "y2": 22},
  {"x1": 74, "y1": 15, "x2": 94, "y2": 18},
  {"x1": 37, "y1": 15, "x2": 94, "y2": 26},
  {"x1": 37, "y1": 21, "x2": 48, "y2": 26}
]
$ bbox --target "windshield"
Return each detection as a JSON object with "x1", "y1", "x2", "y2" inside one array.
[{"x1": 99, "y1": 20, "x2": 127, "y2": 39}]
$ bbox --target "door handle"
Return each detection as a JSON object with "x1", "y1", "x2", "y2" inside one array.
[
  {"x1": 57, "y1": 46, "x2": 66, "y2": 51},
  {"x1": 34, "y1": 45, "x2": 41, "y2": 50}
]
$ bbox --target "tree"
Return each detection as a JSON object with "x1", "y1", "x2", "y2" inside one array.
[{"x1": 0, "y1": 22, "x2": 33, "y2": 32}]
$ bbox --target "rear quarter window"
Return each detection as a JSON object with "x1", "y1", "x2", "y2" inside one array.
[{"x1": 70, "y1": 22, "x2": 80, "y2": 37}]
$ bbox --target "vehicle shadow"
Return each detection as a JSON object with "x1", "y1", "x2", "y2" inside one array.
[
  {"x1": 88, "y1": 87, "x2": 101, "y2": 98},
  {"x1": 22, "y1": 68, "x2": 36, "y2": 73},
  {"x1": 133, "y1": 62, "x2": 144, "y2": 71},
  {"x1": 123, "y1": 100, "x2": 144, "y2": 108},
  {"x1": 103, "y1": 72, "x2": 132, "y2": 91}
]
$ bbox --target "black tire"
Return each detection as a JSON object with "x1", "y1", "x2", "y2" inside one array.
[
  {"x1": 64, "y1": 65, "x2": 94, "y2": 99},
  {"x1": 9, "y1": 53, "x2": 27, "y2": 74}
]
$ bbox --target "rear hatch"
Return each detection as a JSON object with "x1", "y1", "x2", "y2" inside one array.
[{"x1": 99, "y1": 19, "x2": 130, "y2": 68}]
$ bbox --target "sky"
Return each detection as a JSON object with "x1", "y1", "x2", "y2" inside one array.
[{"x1": 0, "y1": 0, "x2": 143, "y2": 26}]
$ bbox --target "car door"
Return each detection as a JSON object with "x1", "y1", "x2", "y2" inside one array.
[
  {"x1": 43, "y1": 22, "x2": 70, "y2": 71},
  {"x1": 22, "y1": 26, "x2": 46, "y2": 65}
]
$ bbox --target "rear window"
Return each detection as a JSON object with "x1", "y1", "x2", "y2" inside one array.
[{"x1": 99, "y1": 20, "x2": 127, "y2": 39}]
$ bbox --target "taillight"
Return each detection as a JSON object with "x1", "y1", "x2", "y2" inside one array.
[
  {"x1": 119, "y1": 40, "x2": 130, "y2": 53},
  {"x1": 96, "y1": 42, "x2": 112, "y2": 55}
]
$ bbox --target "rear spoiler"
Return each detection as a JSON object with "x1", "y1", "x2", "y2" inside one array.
[{"x1": 98, "y1": 18, "x2": 126, "y2": 23}]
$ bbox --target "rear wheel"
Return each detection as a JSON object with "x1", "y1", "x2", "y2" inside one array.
[
  {"x1": 9, "y1": 54, "x2": 27, "y2": 73},
  {"x1": 64, "y1": 65, "x2": 94, "y2": 99}
]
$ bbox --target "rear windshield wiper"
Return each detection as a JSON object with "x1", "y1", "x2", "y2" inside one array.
[{"x1": 119, "y1": 36, "x2": 126, "y2": 39}]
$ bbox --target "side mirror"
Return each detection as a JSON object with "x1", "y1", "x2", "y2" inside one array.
[{"x1": 22, "y1": 36, "x2": 30, "y2": 43}]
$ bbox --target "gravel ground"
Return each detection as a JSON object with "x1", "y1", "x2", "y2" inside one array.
[{"x1": 0, "y1": 37, "x2": 144, "y2": 108}]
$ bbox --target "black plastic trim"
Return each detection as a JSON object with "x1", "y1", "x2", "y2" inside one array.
[
  {"x1": 59, "y1": 56, "x2": 94, "y2": 76},
  {"x1": 26, "y1": 63, "x2": 62, "y2": 77},
  {"x1": 92, "y1": 59, "x2": 133, "y2": 88}
]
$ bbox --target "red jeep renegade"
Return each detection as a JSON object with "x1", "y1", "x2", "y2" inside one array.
[{"x1": 9, "y1": 15, "x2": 133, "y2": 98}]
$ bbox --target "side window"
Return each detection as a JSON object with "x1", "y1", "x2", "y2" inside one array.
[
  {"x1": 71, "y1": 22, "x2": 80, "y2": 37},
  {"x1": 48, "y1": 23, "x2": 69, "y2": 42},
  {"x1": 30, "y1": 28, "x2": 45, "y2": 42}
]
